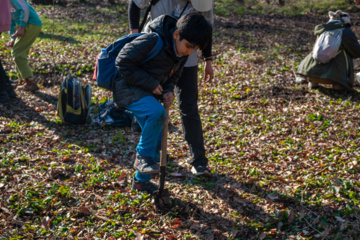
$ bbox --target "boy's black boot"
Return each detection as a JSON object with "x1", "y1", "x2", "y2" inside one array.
[
  {"x1": 132, "y1": 176, "x2": 159, "y2": 194},
  {"x1": 0, "y1": 90, "x2": 10, "y2": 103}
]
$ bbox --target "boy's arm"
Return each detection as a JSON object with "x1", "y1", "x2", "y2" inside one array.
[
  {"x1": 201, "y1": 4, "x2": 214, "y2": 81},
  {"x1": 202, "y1": 34, "x2": 213, "y2": 81},
  {"x1": 115, "y1": 33, "x2": 161, "y2": 93},
  {"x1": 128, "y1": 0, "x2": 141, "y2": 34}
]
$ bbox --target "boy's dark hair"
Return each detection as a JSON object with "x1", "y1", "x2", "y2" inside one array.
[{"x1": 176, "y1": 12, "x2": 212, "y2": 51}]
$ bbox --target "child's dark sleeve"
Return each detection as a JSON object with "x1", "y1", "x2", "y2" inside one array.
[
  {"x1": 202, "y1": 35, "x2": 212, "y2": 59},
  {"x1": 162, "y1": 59, "x2": 187, "y2": 94},
  {"x1": 115, "y1": 33, "x2": 160, "y2": 92}
]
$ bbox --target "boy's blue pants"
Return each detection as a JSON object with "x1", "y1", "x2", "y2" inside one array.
[{"x1": 126, "y1": 96, "x2": 165, "y2": 182}]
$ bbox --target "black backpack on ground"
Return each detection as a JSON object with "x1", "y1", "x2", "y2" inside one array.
[{"x1": 57, "y1": 74, "x2": 92, "y2": 124}]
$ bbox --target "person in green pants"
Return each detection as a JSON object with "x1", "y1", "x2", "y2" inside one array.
[{"x1": 7, "y1": 0, "x2": 42, "y2": 92}]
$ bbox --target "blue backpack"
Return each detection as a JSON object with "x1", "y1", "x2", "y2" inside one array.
[{"x1": 94, "y1": 33, "x2": 164, "y2": 91}]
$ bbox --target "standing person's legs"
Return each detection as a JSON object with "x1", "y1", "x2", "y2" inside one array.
[
  {"x1": 0, "y1": 61, "x2": 10, "y2": 103},
  {"x1": 0, "y1": 60, "x2": 17, "y2": 99},
  {"x1": 126, "y1": 96, "x2": 165, "y2": 193},
  {"x1": 175, "y1": 66, "x2": 210, "y2": 176},
  {"x1": 11, "y1": 24, "x2": 41, "y2": 91}
]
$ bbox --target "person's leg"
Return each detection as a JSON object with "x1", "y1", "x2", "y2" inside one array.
[
  {"x1": 0, "y1": 61, "x2": 17, "y2": 99},
  {"x1": 175, "y1": 66, "x2": 209, "y2": 175},
  {"x1": 127, "y1": 96, "x2": 166, "y2": 160},
  {"x1": 126, "y1": 96, "x2": 165, "y2": 193},
  {"x1": 12, "y1": 24, "x2": 41, "y2": 91},
  {"x1": 0, "y1": 61, "x2": 10, "y2": 103}
]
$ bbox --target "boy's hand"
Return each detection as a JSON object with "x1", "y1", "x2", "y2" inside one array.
[
  {"x1": 203, "y1": 60, "x2": 214, "y2": 82},
  {"x1": 163, "y1": 92, "x2": 174, "y2": 107},
  {"x1": 11, "y1": 26, "x2": 25, "y2": 38},
  {"x1": 6, "y1": 39, "x2": 15, "y2": 48},
  {"x1": 152, "y1": 84, "x2": 163, "y2": 95}
]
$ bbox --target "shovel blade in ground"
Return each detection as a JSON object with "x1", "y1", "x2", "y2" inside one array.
[{"x1": 154, "y1": 188, "x2": 170, "y2": 209}]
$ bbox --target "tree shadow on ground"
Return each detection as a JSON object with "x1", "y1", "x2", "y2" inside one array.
[
  {"x1": 215, "y1": 13, "x2": 322, "y2": 53},
  {"x1": 33, "y1": 90, "x2": 58, "y2": 104},
  {"x1": 233, "y1": 83, "x2": 360, "y2": 103},
  {"x1": 154, "y1": 197, "x2": 260, "y2": 239},
  {"x1": 317, "y1": 86, "x2": 360, "y2": 102},
  {"x1": 162, "y1": 171, "x2": 359, "y2": 239},
  {"x1": 0, "y1": 88, "x2": 134, "y2": 170},
  {"x1": 0, "y1": 97, "x2": 49, "y2": 124},
  {"x1": 38, "y1": 32, "x2": 80, "y2": 43}
]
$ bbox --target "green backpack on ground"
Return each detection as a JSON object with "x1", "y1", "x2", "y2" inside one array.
[{"x1": 57, "y1": 74, "x2": 92, "y2": 124}]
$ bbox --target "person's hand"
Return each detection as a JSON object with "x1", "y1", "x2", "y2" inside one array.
[
  {"x1": 162, "y1": 92, "x2": 174, "y2": 107},
  {"x1": 5, "y1": 39, "x2": 15, "y2": 48},
  {"x1": 11, "y1": 26, "x2": 25, "y2": 38},
  {"x1": 203, "y1": 60, "x2": 214, "y2": 82},
  {"x1": 152, "y1": 84, "x2": 163, "y2": 95},
  {"x1": 130, "y1": 29, "x2": 139, "y2": 34},
  {"x1": 355, "y1": 0, "x2": 360, "y2": 4}
]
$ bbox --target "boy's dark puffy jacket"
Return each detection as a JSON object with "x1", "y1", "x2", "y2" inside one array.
[{"x1": 114, "y1": 15, "x2": 188, "y2": 107}]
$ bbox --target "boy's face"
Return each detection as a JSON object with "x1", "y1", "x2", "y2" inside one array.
[{"x1": 173, "y1": 30, "x2": 199, "y2": 57}]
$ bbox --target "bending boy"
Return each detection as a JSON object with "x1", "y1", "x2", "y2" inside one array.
[
  {"x1": 114, "y1": 13, "x2": 212, "y2": 194},
  {"x1": 128, "y1": 0, "x2": 214, "y2": 176}
]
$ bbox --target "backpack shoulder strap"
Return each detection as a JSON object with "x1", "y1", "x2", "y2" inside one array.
[
  {"x1": 142, "y1": 32, "x2": 164, "y2": 63},
  {"x1": 138, "y1": 0, "x2": 160, "y2": 32}
]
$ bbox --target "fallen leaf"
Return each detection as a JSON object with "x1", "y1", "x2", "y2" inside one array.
[
  {"x1": 94, "y1": 214, "x2": 108, "y2": 221},
  {"x1": 334, "y1": 216, "x2": 346, "y2": 223},
  {"x1": 288, "y1": 210, "x2": 295, "y2": 224},
  {"x1": 78, "y1": 206, "x2": 92, "y2": 215},
  {"x1": 1, "y1": 207, "x2": 11, "y2": 214},
  {"x1": 259, "y1": 232, "x2": 266, "y2": 240},
  {"x1": 41, "y1": 216, "x2": 51, "y2": 230}
]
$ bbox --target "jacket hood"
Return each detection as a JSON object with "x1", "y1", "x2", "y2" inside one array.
[
  {"x1": 148, "y1": 15, "x2": 177, "y2": 43},
  {"x1": 314, "y1": 20, "x2": 348, "y2": 36}
]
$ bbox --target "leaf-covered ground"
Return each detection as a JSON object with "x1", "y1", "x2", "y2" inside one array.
[{"x1": 1, "y1": 1, "x2": 360, "y2": 239}]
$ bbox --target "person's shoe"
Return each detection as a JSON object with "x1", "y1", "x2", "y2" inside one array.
[
  {"x1": 0, "y1": 90, "x2": 10, "y2": 103},
  {"x1": 132, "y1": 176, "x2": 159, "y2": 194},
  {"x1": 5, "y1": 84, "x2": 17, "y2": 98},
  {"x1": 295, "y1": 76, "x2": 307, "y2": 84},
  {"x1": 17, "y1": 78, "x2": 39, "y2": 92},
  {"x1": 308, "y1": 82, "x2": 319, "y2": 90},
  {"x1": 10, "y1": 79, "x2": 20, "y2": 84},
  {"x1": 191, "y1": 165, "x2": 211, "y2": 177},
  {"x1": 133, "y1": 154, "x2": 159, "y2": 174}
]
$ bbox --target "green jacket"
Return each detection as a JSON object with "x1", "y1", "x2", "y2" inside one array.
[{"x1": 297, "y1": 20, "x2": 360, "y2": 89}]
